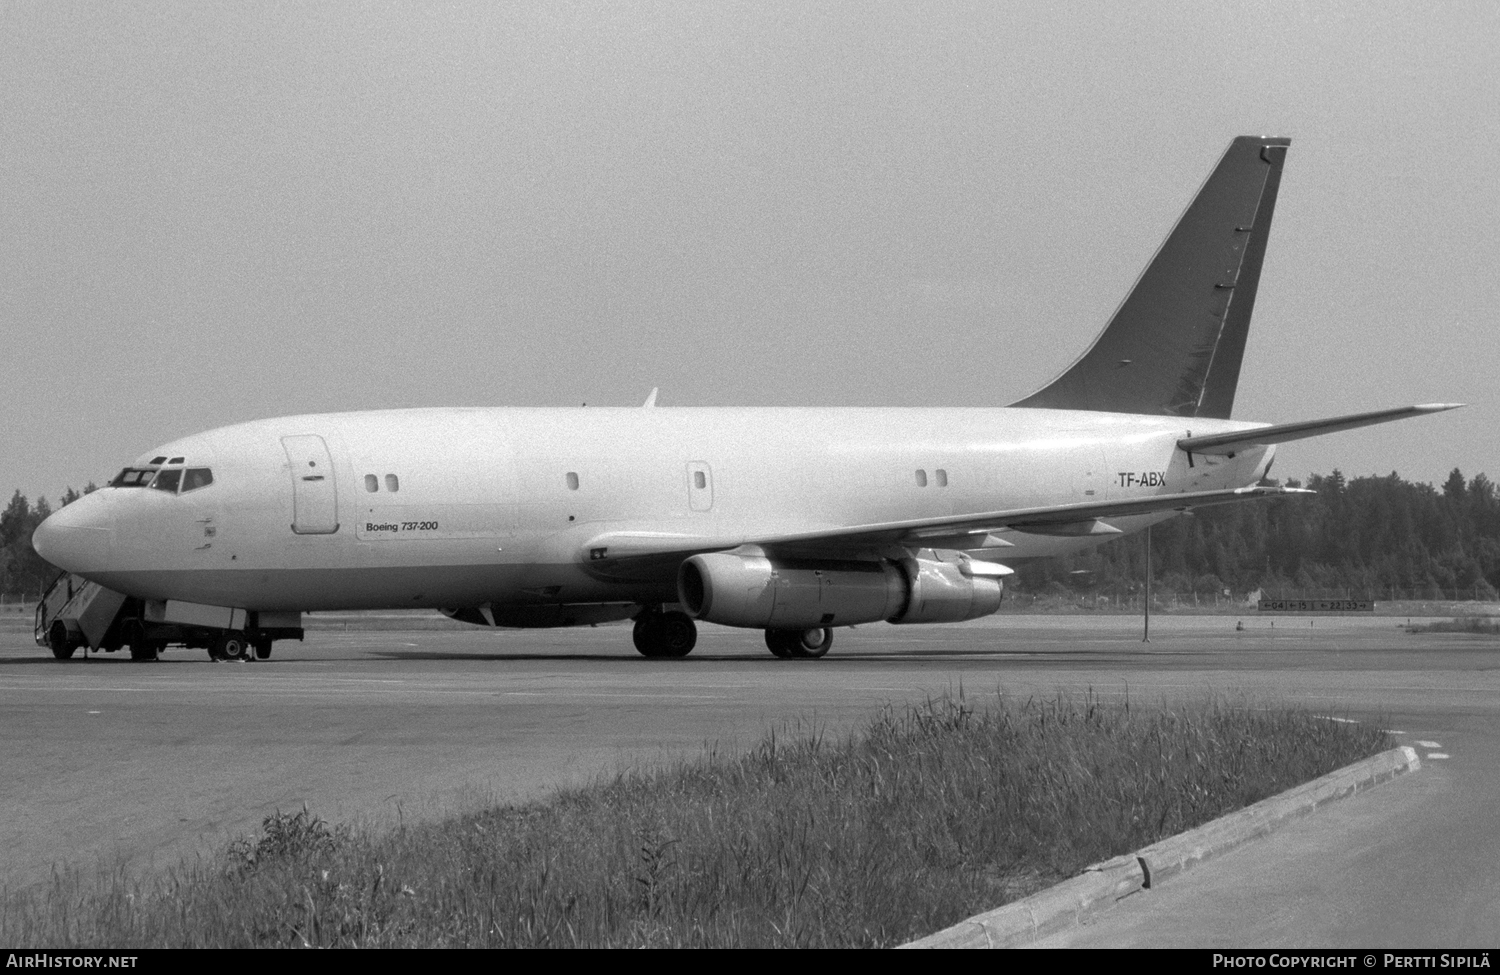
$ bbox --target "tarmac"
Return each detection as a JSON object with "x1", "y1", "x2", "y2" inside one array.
[{"x1": 2, "y1": 610, "x2": 1496, "y2": 946}]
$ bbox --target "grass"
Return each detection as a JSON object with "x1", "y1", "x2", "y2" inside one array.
[{"x1": 2, "y1": 690, "x2": 1388, "y2": 948}]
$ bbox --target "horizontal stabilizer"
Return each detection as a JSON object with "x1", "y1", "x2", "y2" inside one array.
[{"x1": 1177, "y1": 404, "x2": 1464, "y2": 456}]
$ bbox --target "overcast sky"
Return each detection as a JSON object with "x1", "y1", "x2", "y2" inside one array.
[{"x1": 5, "y1": 1, "x2": 1497, "y2": 506}]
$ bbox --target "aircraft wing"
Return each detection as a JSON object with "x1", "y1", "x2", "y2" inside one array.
[
  {"x1": 746, "y1": 484, "x2": 1310, "y2": 551},
  {"x1": 1177, "y1": 404, "x2": 1463, "y2": 456},
  {"x1": 582, "y1": 484, "x2": 1311, "y2": 565}
]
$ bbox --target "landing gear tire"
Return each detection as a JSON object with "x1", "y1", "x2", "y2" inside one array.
[
  {"x1": 765, "y1": 629, "x2": 795, "y2": 659},
  {"x1": 766, "y1": 627, "x2": 833, "y2": 659},
  {"x1": 210, "y1": 632, "x2": 249, "y2": 662},
  {"x1": 633, "y1": 611, "x2": 697, "y2": 658},
  {"x1": 253, "y1": 637, "x2": 272, "y2": 660},
  {"x1": 48, "y1": 621, "x2": 77, "y2": 660}
]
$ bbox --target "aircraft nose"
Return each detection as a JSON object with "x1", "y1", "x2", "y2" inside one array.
[{"x1": 32, "y1": 496, "x2": 114, "y2": 574}]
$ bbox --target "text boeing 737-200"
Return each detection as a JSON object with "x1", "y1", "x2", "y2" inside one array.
[{"x1": 31, "y1": 137, "x2": 1459, "y2": 662}]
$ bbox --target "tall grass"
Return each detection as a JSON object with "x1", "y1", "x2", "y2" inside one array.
[{"x1": 3, "y1": 691, "x2": 1387, "y2": 947}]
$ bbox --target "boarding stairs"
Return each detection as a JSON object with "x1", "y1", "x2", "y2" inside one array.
[{"x1": 35, "y1": 571, "x2": 127, "y2": 659}]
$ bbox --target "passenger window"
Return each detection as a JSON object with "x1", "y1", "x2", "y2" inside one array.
[
  {"x1": 150, "y1": 469, "x2": 182, "y2": 493},
  {"x1": 566, "y1": 472, "x2": 580, "y2": 490},
  {"x1": 385, "y1": 474, "x2": 400, "y2": 492},
  {"x1": 915, "y1": 469, "x2": 928, "y2": 487},
  {"x1": 181, "y1": 468, "x2": 214, "y2": 493},
  {"x1": 693, "y1": 471, "x2": 706, "y2": 489},
  {"x1": 365, "y1": 474, "x2": 379, "y2": 493},
  {"x1": 935, "y1": 469, "x2": 948, "y2": 487}
]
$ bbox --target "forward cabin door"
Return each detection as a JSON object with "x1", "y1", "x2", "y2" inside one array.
[{"x1": 282, "y1": 435, "x2": 340, "y2": 534}]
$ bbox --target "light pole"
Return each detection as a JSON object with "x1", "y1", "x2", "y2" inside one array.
[{"x1": 1143, "y1": 525, "x2": 1152, "y2": 643}]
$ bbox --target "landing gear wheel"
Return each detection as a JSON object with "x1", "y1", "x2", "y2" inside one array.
[
  {"x1": 765, "y1": 629, "x2": 796, "y2": 659},
  {"x1": 632, "y1": 616, "x2": 661, "y2": 657},
  {"x1": 656, "y1": 612, "x2": 697, "y2": 658},
  {"x1": 767, "y1": 627, "x2": 833, "y2": 659},
  {"x1": 791, "y1": 627, "x2": 833, "y2": 658},
  {"x1": 211, "y1": 632, "x2": 249, "y2": 662},
  {"x1": 253, "y1": 637, "x2": 272, "y2": 660},
  {"x1": 633, "y1": 612, "x2": 697, "y2": 658},
  {"x1": 48, "y1": 621, "x2": 77, "y2": 660}
]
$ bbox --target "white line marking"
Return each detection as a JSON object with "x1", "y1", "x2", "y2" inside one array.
[
  {"x1": 87, "y1": 710, "x2": 100, "y2": 714},
  {"x1": 1427, "y1": 753, "x2": 1450, "y2": 760},
  {"x1": 1314, "y1": 715, "x2": 1359, "y2": 724},
  {"x1": 1383, "y1": 730, "x2": 1406, "y2": 735},
  {"x1": 1417, "y1": 740, "x2": 1442, "y2": 748}
]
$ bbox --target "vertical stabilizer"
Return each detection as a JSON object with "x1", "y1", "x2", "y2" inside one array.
[{"x1": 1011, "y1": 136, "x2": 1290, "y2": 418}]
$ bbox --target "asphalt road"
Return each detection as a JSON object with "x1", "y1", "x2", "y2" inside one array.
[{"x1": 1, "y1": 612, "x2": 1495, "y2": 947}]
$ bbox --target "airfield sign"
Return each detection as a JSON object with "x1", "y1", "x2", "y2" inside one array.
[{"x1": 1258, "y1": 599, "x2": 1374, "y2": 613}]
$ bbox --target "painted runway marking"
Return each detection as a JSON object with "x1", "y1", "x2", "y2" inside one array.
[
  {"x1": 1417, "y1": 740, "x2": 1442, "y2": 748},
  {"x1": 1427, "y1": 753, "x2": 1450, "y2": 760}
]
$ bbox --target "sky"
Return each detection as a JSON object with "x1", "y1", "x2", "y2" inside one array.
[{"x1": 5, "y1": 1, "x2": 1497, "y2": 507}]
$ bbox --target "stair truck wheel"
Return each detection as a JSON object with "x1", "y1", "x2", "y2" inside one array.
[
  {"x1": 48, "y1": 621, "x2": 77, "y2": 660},
  {"x1": 210, "y1": 632, "x2": 249, "y2": 661}
]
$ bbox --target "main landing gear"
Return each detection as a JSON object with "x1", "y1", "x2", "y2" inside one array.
[
  {"x1": 765, "y1": 627, "x2": 834, "y2": 659},
  {"x1": 632, "y1": 610, "x2": 698, "y2": 658}
]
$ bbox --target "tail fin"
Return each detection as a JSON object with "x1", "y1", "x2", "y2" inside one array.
[{"x1": 1011, "y1": 136, "x2": 1290, "y2": 419}]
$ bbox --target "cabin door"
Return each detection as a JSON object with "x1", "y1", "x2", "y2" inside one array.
[{"x1": 282, "y1": 435, "x2": 340, "y2": 534}]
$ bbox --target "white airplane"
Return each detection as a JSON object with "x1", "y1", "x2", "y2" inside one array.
[{"x1": 32, "y1": 136, "x2": 1458, "y2": 662}]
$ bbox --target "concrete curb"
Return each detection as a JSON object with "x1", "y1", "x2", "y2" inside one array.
[{"x1": 901, "y1": 745, "x2": 1421, "y2": 949}]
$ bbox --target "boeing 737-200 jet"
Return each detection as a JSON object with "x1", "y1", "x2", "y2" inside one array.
[{"x1": 32, "y1": 137, "x2": 1458, "y2": 661}]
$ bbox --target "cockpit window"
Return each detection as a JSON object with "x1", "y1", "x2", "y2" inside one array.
[
  {"x1": 149, "y1": 456, "x2": 167, "y2": 465},
  {"x1": 110, "y1": 468, "x2": 157, "y2": 488},
  {"x1": 168, "y1": 456, "x2": 184, "y2": 464},
  {"x1": 181, "y1": 468, "x2": 214, "y2": 493},
  {"x1": 150, "y1": 469, "x2": 182, "y2": 493}
]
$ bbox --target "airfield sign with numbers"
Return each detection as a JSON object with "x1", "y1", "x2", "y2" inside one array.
[{"x1": 1258, "y1": 599, "x2": 1374, "y2": 613}]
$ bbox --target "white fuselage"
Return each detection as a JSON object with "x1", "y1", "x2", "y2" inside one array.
[{"x1": 37, "y1": 406, "x2": 1274, "y2": 615}]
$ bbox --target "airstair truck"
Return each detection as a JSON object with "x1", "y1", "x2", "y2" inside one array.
[
  {"x1": 35, "y1": 571, "x2": 302, "y2": 661},
  {"x1": 34, "y1": 572, "x2": 129, "y2": 659}
]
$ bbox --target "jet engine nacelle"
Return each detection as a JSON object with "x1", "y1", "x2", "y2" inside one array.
[
  {"x1": 888, "y1": 555, "x2": 1005, "y2": 624},
  {"x1": 677, "y1": 551, "x2": 1004, "y2": 629}
]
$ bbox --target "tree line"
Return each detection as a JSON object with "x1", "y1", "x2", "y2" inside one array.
[
  {"x1": 1018, "y1": 469, "x2": 1500, "y2": 600},
  {"x1": 4, "y1": 469, "x2": 1499, "y2": 601},
  {"x1": 1, "y1": 483, "x2": 95, "y2": 600}
]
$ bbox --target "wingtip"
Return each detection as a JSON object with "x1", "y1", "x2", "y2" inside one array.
[{"x1": 1413, "y1": 402, "x2": 1465, "y2": 412}]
